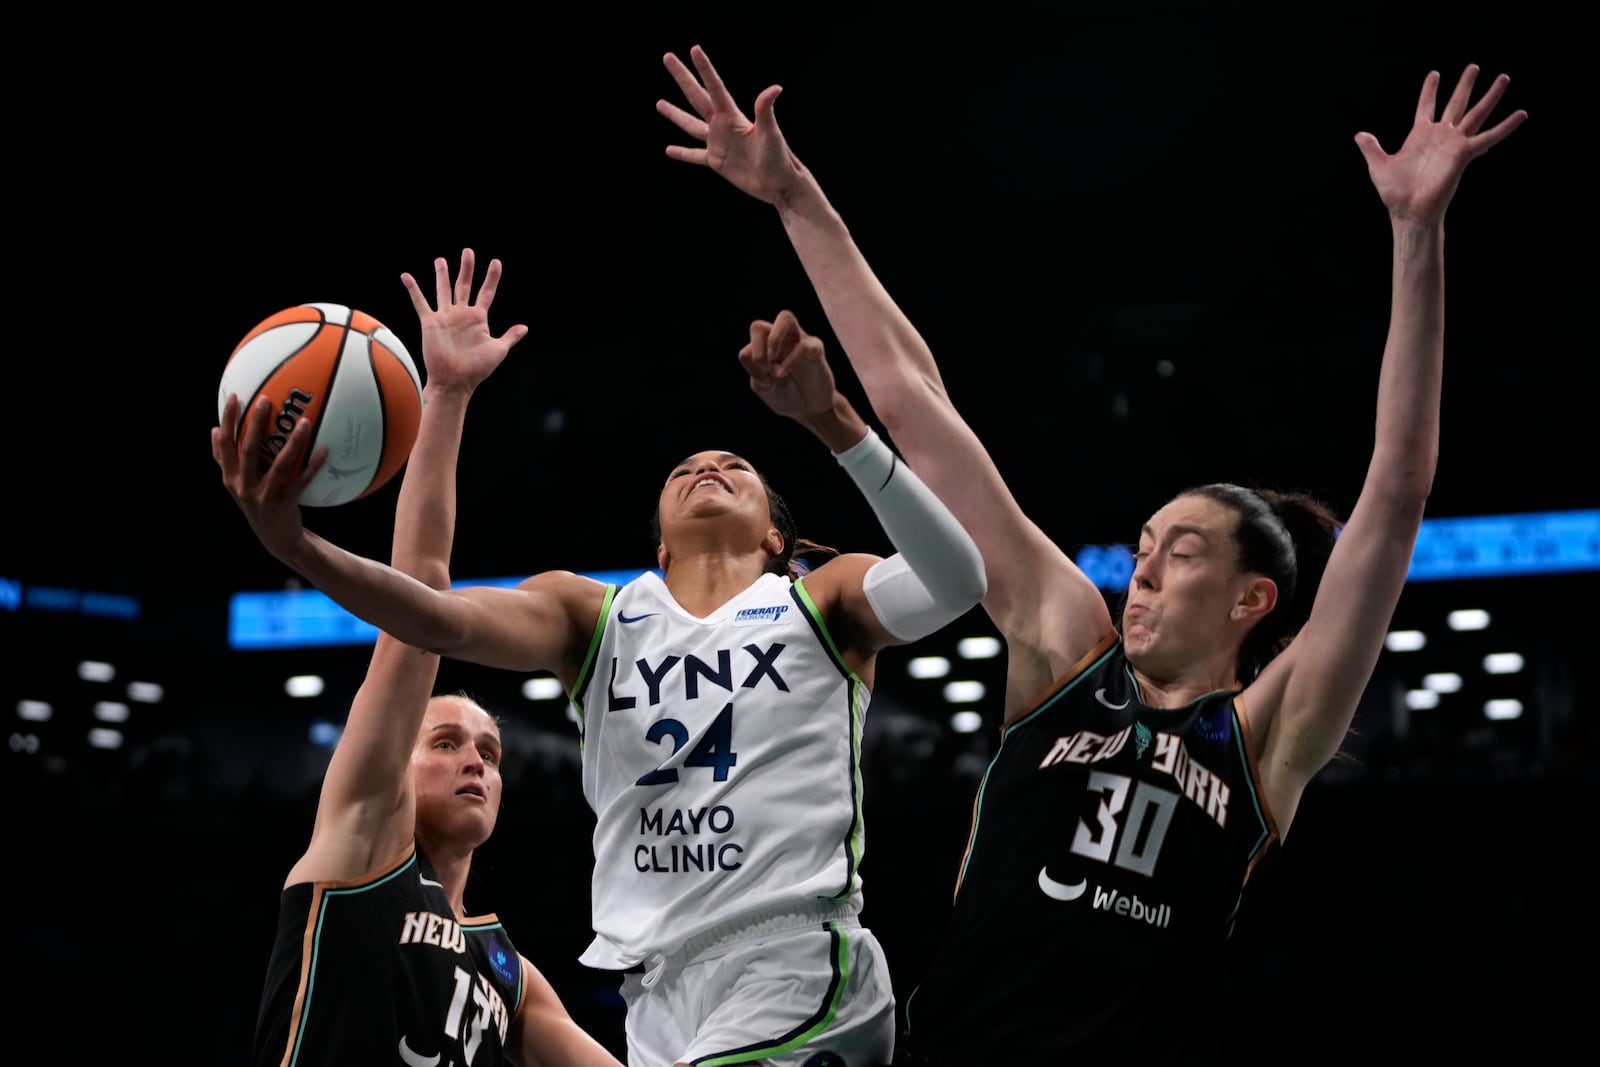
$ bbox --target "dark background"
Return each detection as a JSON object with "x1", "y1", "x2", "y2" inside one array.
[{"x1": 6, "y1": 4, "x2": 1595, "y2": 1064}]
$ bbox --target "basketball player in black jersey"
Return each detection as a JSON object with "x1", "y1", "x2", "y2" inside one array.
[
  {"x1": 665, "y1": 46, "x2": 1526, "y2": 1063},
  {"x1": 221, "y1": 250, "x2": 623, "y2": 1067}
]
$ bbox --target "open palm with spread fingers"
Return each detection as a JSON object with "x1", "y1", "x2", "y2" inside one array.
[
  {"x1": 1355, "y1": 64, "x2": 1527, "y2": 225},
  {"x1": 400, "y1": 247, "x2": 529, "y2": 395},
  {"x1": 657, "y1": 44, "x2": 801, "y2": 204}
]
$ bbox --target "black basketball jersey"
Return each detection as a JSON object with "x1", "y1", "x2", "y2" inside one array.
[
  {"x1": 899, "y1": 634, "x2": 1279, "y2": 1064},
  {"x1": 254, "y1": 844, "x2": 524, "y2": 1067}
]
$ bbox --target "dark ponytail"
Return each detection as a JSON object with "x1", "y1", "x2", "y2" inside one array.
[{"x1": 1187, "y1": 483, "x2": 1342, "y2": 683}]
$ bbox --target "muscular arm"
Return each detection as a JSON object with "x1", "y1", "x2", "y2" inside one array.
[
  {"x1": 661, "y1": 47, "x2": 1114, "y2": 717},
  {"x1": 508, "y1": 957, "x2": 624, "y2": 1067},
  {"x1": 739, "y1": 313, "x2": 987, "y2": 661},
  {"x1": 290, "y1": 381, "x2": 478, "y2": 884},
  {"x1": 774, "y1": 178, "x2": 1113, "y2": 717},
  {"x1": 275, "y1": 530, "x2": 594, "y2": 673},
  {"x1": 289, "y1": 251, "x2": 533, "y2": 884},
  {"x1": 1246, "y1": 68, "x2": 1525, "y2": 832},
  {"x1": 1249, "y1": 220, "x2": 1440, "y2": 816}
]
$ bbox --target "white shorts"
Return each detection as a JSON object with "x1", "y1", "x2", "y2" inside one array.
[{"x1": 618, "y1": 900, "x2": 895, "y2": 1067}]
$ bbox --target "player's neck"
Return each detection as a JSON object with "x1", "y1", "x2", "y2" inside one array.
[{"x1": 662, "y1": 554, "x2": 770, "y2": 617}]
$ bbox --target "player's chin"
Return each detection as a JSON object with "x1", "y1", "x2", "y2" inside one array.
[{"x1": 456, "y1": 809, "x2": 498, "y2": 849}]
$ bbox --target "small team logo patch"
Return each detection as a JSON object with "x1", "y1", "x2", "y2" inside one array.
[
  {"x1": 1132, "y1": 721, "x2": 1153, "y2": 760},
  {"x1": 801, "y1": 1054, "x2": 848, "y2": 1067},
  {"x1": 487, "y1": 936, "x2": 517, "y2": 984},
  {"x1": 1193, "y1": 709, "x2": 1232, "y2": 744},
  {"x1": 734, "y1": 604, "x2": 789, "y2": 625}
]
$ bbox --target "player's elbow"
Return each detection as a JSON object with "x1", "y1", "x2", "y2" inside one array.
[{"x1": 939, "y1": 558, "x2": 988, "y2": 612}]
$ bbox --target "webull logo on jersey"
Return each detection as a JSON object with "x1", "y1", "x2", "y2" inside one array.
[
  {"x1": 1038, "y1": 875, "x2": 1174, "y2": 928},
  {"x1": 1091, "y1": 885, "x2": 1173, "y2": 928},
  {"x1": 734, "y1": 603, "x2": 789, "y2": 625}
]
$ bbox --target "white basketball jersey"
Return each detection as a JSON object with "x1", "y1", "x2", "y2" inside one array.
[{"x1": 570, "y1": 571, "x2": 869, "y2": 970}]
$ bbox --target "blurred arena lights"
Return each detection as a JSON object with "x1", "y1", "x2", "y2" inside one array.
[
  {"x1": 907, "y1": 656, "x2": 951, "y2": 679},
  {"x1": 87, "y1": 727, "x2": 123, "y2": 750},
  {"x1": 93, "y1": 701, "x2": 129, "y2": 723},
  {"x1": 16, "y1": 700, "x2": 52, "y2": 722},
  {"x1": 1385, "y1": 630, "x2": 1427, "y2": 652},
  {"x1": 950, "y1": 710, "x2": 985, "y2": 734},
  {"x1": 1423, "y1": 673, "x2": 1464, "y2": 694},
  {"x1": 285, "y1": 675, "x2": 325, "y2": 698},
  {"x1": 1484, "y1": 699, "x2": 1523, "y2": 721},
  {"x1": 1482, "y1": 653, "x2": 1525, "y2": 674},
  {"x1": 4, "y1": 509, "x2": 1595, "y2": 788},
  {"x1": 77, "y1": 660, "x2": 115, "y2": 683},
  {"x1": 309, "y1": 720, "x2": 342, "y2": 749},
  {"x1": 1448, "y1": 609, "x2": 1492, "y2": 631},
  {"x1": 523, "y1": 676, "x2": 565, "y2": 701},
  {"x1": 942, "y1": 680, "x2": 987, "y2": 704},
  {"x1": 956, "y1": 636, "x2": 1002, "y2": 660}
]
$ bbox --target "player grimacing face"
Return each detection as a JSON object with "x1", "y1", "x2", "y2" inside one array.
[
  {"x1": 1122, "y1": 495, "x2": 1261, "y2": 677},
  {"x1": 657, "y1": 450, "x2": 783, "y2": 563}
]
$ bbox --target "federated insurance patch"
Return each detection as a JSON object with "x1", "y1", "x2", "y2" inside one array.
[{"x1": 733, "y1": 604, "x2": 790, "y2": 626}]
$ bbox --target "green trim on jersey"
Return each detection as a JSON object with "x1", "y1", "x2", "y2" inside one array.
[
  {"x1": 568, "y1": 583, "x2": 619, "y2": 741},
  {"x1": 692, "y1": 921, "x2": 852, "y2": 1066},
  {"x1": 792, "y1": 578, "x2": 869, "y2": 899}
]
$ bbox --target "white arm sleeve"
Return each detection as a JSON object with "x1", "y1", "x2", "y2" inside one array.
[{"x1": 833, "y1": 428, "x2": 987, "y2": 642}]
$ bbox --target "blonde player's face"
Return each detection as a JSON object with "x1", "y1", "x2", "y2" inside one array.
[{"x1": 413, "y1": 697, "x2": 503, "y2": 848}]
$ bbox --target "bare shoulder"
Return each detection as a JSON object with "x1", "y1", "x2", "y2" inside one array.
[
  {"x1": 517, "y1": 568, "x2": 611, "y2": 598},
  {"x1": 793, "y1": 552, "x2": 880, "y2": 611}
]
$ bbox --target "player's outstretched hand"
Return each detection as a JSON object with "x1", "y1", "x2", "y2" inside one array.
[
  {"x1": 400, "y1": 247, "x2": 530, "y2": 396},
  {"x1": 1354, "y1": 63, "x2": 1526, "y2": 227},
  {"x1": 658, "y1": 44, "x2": 804, "y2": 206}
]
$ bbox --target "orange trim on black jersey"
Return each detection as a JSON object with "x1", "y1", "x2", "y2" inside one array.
[
  {"x1": 951, "y1": 629, "x2": 1120, "y2": 901},
  {"x1": 278, "y1": 846, "x2": 418, "y2": 1066},
  {"x1": 1000, "y1": 629, "x2": 1121, "y2": 739},
  {"x1": 1232, "y1": 693, "x2": 1281, "y2": 883}
]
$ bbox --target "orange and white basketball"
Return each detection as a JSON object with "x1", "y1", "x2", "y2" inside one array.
[{"x1": 217, "y1": 302, "x2": 423, "y2": 507}]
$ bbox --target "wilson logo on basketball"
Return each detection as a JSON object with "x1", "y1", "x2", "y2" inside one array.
[{"x1": 255, "y1": 388, "x2": 316, "y2": 471}]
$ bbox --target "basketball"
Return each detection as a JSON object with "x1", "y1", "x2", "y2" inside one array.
[{"x1": 217, "y1": 302, "x2": 423, "y2": 508}]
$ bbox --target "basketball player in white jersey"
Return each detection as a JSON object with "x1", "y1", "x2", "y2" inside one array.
[{"x1": 217, "y1": 304, "x2": 987, "y2": 1067}]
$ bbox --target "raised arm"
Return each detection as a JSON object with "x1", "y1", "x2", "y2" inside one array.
[
  {"x1": 1247, "y1": 66, "x2": 1526, "y2": 822},
  {"x1": 212, "y1": 262, "x2": 601, "y2": 678},
  {"x1": 659, "y1": 46, "x2": 1112, "y2": 715},
  {"x1": 736, "y1": 309, "x2": 985, "y2": 668},
  {"x1": 274, "y1": 251, "x2": 527, "y2": 884}
]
